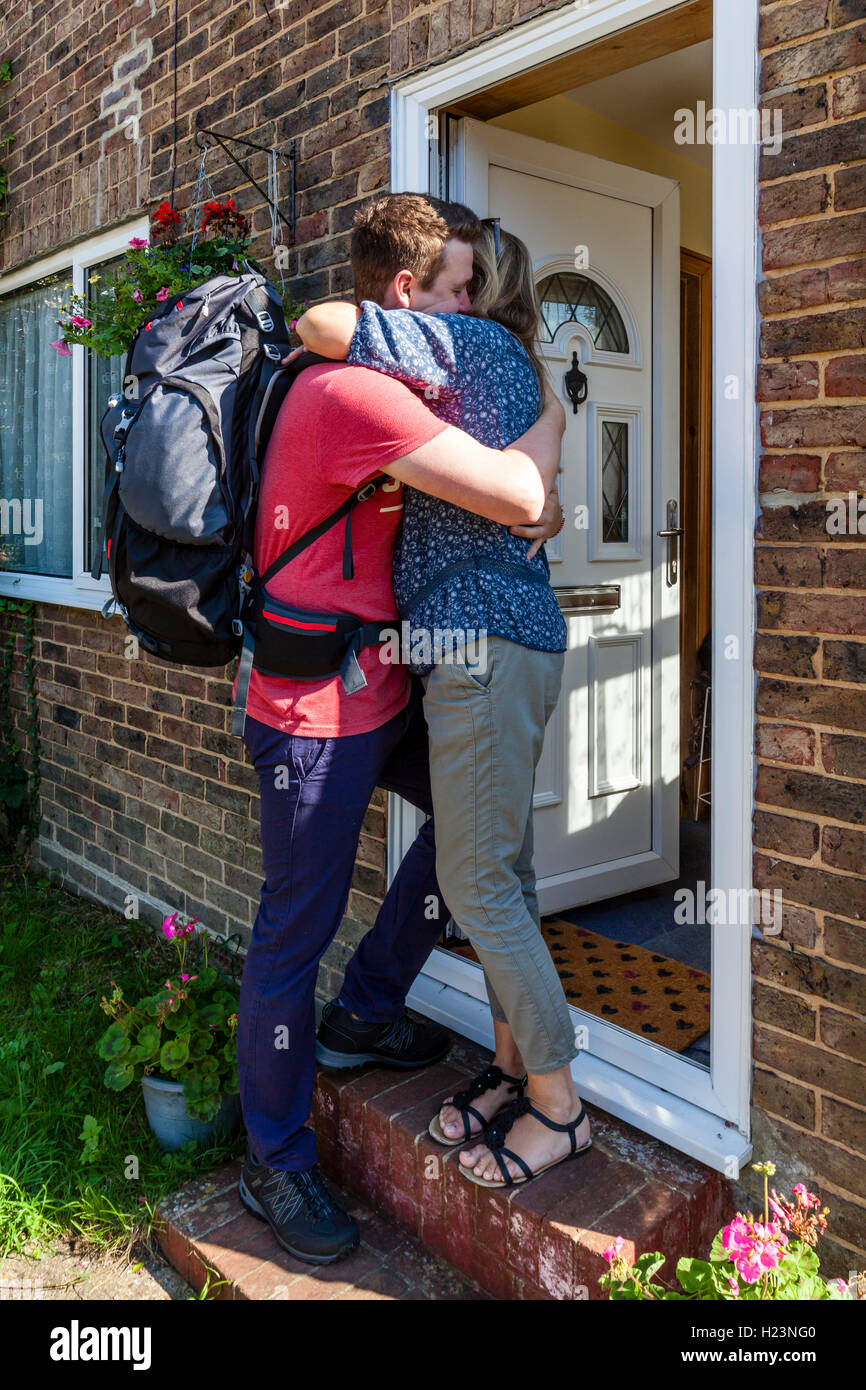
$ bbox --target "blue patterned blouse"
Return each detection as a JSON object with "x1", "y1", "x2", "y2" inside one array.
[{"x1": 346, "y1": 301, "x2": 567, "y2": 675}]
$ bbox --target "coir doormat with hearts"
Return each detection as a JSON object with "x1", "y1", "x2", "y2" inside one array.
[{"x1": 445, "y1": 918, "x2": 711, "y2": 1053}]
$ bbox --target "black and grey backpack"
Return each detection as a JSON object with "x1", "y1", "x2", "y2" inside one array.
[{"x1": 92, "y1": 267, "x2": 295, "y2": 665}]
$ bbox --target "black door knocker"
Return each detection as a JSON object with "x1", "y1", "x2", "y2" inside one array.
[{"x1": 564, "y1": 351, "x2": 589, "y2": 415}]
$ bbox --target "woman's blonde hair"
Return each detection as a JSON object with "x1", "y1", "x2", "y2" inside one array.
[{"x1": 469, "y1": 226, "x2": 547, "y2": 393}]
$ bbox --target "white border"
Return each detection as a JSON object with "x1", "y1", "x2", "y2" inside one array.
[
  {"x1": 389, "y1": 0, "x2": 758, "y2": 1169},
  {"x1": 0, "y1": 218, "x2": 149, "y2": 610}
]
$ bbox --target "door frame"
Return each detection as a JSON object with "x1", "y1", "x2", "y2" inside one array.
[{"x1": 388, "y1": 0, "x2": 757, "y2": 1174}]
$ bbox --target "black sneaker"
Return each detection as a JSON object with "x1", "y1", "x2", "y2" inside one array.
[
  {"x1": 315, "y1": 998, "x2": 452, "y2": 1071},
  {"x1": 238, "y1": 1151, "x2": 359, "y2": 1265}
]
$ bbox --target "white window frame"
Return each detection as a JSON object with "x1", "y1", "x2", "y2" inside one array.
[
  {"x1": 388, "y1": 0, "x2": 758, "y2": 1175},
  {"x1": 0, "y1": 218, "x2": 149, "y2": 610}
]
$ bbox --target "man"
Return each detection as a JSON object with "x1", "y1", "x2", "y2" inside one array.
[{"x1": 235, "y1": 194, "x2": 565, "y2": 1264}]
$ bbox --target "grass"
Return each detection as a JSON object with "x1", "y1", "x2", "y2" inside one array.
[{"x1": 0, "y1": 866, "x2": 243, "y2": 1262}]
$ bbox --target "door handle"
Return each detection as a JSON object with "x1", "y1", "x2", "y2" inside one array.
[{"x1": 657, "y1": 499, "x2": 683, "y2": 586}]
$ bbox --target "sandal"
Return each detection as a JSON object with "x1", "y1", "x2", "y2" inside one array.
[
  {"x1": 459, "y1": 1094, "x2": 592, "y2": 1188},
  {"x1": 428, "y1": 1065, "x2": 528, "y2": 1147}
]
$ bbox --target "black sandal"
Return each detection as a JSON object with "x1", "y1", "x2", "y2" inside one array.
[
  {"x1": 428, "y1": 1065, "x2": 527, "y2": 1147},
  {"x1": 460, "y1": 1094, "x2": 592, "y2": 1187}
]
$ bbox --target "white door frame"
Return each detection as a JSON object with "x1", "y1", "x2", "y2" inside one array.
[{"x1": 388, "y1": 0, "x2": 757, "y2": 1175}]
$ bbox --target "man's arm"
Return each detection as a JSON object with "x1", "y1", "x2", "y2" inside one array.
[{"x1": 381, "y1": 387, "x2": 565, "y2": 525}]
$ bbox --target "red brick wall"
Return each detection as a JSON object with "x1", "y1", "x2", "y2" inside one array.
[
  {"x1": 1, "y1": 0, "x2": 865, "y2": 1271},
  {"x1": 755, "y1": 0, "x2": 866, "y2": 1270}
]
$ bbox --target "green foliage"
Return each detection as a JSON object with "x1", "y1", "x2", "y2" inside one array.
[
  {"x1": 599, "y1": 1162, "x2": 857, "y2": 1301},
  {"x1": 0, "y1": 874, "x2": 242, "y2": 1257},
  {"x1": 54, "y1": 200, "x2": 308, "y2": 361},
  {"x1": 0, "y1": 598, "x2": 41, "y2": 855},
  {"x1": 96, "y1": 913, "x2": 240, "y2": 1123}
]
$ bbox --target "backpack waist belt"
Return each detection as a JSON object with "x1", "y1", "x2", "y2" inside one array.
[{"x1": 232, "y1": 474, "x2": 395, "y2": 738}]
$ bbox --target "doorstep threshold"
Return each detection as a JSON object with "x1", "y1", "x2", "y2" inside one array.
[{"x1": 406, "y1": 974, "x2": 752, "y2": 1177}]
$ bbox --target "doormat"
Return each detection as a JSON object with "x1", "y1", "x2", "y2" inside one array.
[{"x1": 445, "y1": 918, "x2": 711, "y2": 1054}]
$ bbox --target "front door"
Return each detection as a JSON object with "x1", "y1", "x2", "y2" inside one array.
[{"x1": 461, "y1": 120, "x2": 682, "y2": 913}]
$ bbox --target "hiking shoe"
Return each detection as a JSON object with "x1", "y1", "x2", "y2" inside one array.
[
  {"x1": 315, "y1": 998, "x2": 452, "y2": 1071},
  {"x1": 238, "y1": 1151, "x2": 359, "y2": 1265}
]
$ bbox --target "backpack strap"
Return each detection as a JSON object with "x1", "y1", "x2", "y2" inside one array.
[
  {"x1": 231, "y1": 624, "x2": 256, "y2": 738},
  {"x1": 242, "y1": 350, "x2": 331, "y2": 563},
  {"x1": 259, "y1": 474, "x2": 390, "y2": 586}
]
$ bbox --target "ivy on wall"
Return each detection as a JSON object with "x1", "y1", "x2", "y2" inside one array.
[{"x1": 0, "y1": 598, "x2": 41, "y2": 856}]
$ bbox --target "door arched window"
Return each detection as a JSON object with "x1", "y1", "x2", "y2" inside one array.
[{"x1": 536, "y1": 272, "x2": 629, "y2": 353}]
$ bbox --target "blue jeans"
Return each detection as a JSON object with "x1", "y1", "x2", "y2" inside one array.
[{"x1": 237, "y1": 684, "x2": 444, "y2": 1171}]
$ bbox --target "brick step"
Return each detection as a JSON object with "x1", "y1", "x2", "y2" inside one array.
[
  {"x1": 155, "y1": 1161, "x2": 490, "y2": 1300},
  {"x1": 311, "y1": 1036, "x2": 734, "y2": 1301}
]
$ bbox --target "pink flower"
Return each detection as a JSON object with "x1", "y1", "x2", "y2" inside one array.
[
  {"x1": 70, "y1": 315, "x2": 92, "y2": 329},
  {"x1": 180, "y1": 973, "x2": 190, "y2": 982},
  {"x1": 792, "y1": 1183, "x2": 816, "y2": 1208},
  {"x1": 734, "y1": 1237, "x2": 784, "y2": 1284},
  {"x1": 129, "y1": 237, "x2": 148, "y2": 249},
  {"x1": 836, "y1": 1278, "x2": 848, "y2": 1294},
  {"x1": 132, "y1": 288, "x2": 144, "y2": 303},
  {"x1": 155, "y1": 286, "x2": 170, "y2": 301},
  {"x1": 50, "y1": 339, "x2": 72, "y2": 356},
  {"x1": 721, "y1": 1218, "x2": 752, "y2": 1255},
  {"x1": 728, "y1": 1276, "x2": 740, "y2": 1297},
  {"x1": 162, "y1": 913, "x2": 179, "y2": 939},
  {"x1": 601, "y1": 1236, "x2": 625, "y2": 1263},
  {"x1": 753, "y1": 1220, "x2": 787, "y2": 1246}
]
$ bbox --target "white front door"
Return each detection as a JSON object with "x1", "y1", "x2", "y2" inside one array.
[{"x1": 461, "y1": 120, "x2": 682, "y2": 913}]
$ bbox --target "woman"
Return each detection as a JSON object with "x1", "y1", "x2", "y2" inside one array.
[{"x1": 295, "y1": 225, "x2": 592, "y2": 1188}]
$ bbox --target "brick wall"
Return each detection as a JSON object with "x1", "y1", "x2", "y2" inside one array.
[
  {"x1": 1, "y1": 0, "x2": 866, "y2": 1271},
  {"x1": 754, "y1": 0, "x2": 866, "y2": 1270},
  {"x1": 0, "y1": 0, "x2": 562, "y2": 995}
]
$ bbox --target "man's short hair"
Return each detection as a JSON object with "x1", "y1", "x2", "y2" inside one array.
[{"x1": 350, "y1": 193, "x2": 480, "y2": 304}]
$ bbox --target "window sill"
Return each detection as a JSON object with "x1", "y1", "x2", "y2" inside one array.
[{"x1": 0, "y1": 572, "x2": 112, "y2": 612}]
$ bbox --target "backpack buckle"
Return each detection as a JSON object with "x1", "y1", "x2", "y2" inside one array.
[
  {"x1": 257, "y1": 311, "x2": 274, "y2": 332},
  {"x1": 263, "y1": 343, "x2": 281, "y2": 360},
  {"x1": 357, "y1": 482, "x2": 377, "y2": 502}
]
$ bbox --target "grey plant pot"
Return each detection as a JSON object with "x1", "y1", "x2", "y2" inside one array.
[{"x1": 141, "y1": 1074, "x2": 241, "y2": 1152}]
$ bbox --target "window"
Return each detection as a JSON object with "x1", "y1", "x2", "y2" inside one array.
[
  {"x1": 0, "y1": 220, "x2": 149, "y2": 609},
  {"x1": 601, "y1": 419, "x2": 629, "y2": 544},
  {"x1": 536, "y1": 271, "x2": 629, "y2": 353},
  {"x1": 0, "y1": 274, "x2": 75, "y2": 576}
]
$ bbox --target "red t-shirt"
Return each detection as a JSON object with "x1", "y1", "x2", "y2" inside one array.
[{"x1": 236, "y1": 362, "x2": 448, "y2": 738}]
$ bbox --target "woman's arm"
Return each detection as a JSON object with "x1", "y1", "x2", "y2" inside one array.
[
  {"x1": 344, "y1": 302, "x2": 462, "y2": 397},
  {"x1": 295, "y1": 301, "x2": 360, "y2": 359}
]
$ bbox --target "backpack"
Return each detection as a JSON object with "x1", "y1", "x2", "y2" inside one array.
[
  {"x1": 92, "y1": 268, "x2": 398, "y2": 736},
  {"x1": 93, "y1": 268, "x2": 291, "y2": 666}
]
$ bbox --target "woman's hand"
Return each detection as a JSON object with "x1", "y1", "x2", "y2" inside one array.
[{"x1": 510, "y1": 483, "x2": 564, "y2": 559}]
